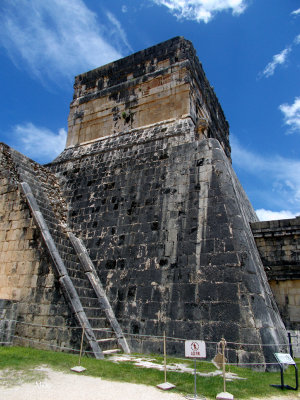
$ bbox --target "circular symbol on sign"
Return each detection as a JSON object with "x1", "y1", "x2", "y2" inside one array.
[{"x1": 191, "y1": 342, "x2": 199, "y2": 351}]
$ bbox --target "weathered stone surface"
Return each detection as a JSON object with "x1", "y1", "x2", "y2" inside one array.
[
  {"x1": 50, "y1": 125, "x2": 287, "y2": 365},
  {"x1": 0, "y1": 145, "x2": 80, "y2": 350},
  {"x1": 0, "y1": 37, "x2": 290, "y2": 367},
  {"x1": 0, "y1": 143, "x2": 122, "y2": 355},
  {"x1": 252, "y1": 217, "x2": 300, "y2": 331},
  {"x1": 0, "y1": 299, "x2": 18, "y2": 345},
  {"x1": 66, "y1": 37, "x2": 230, "y2": 159}
]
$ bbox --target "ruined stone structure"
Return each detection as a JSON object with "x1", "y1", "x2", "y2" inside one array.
[
  {"x1": 252, "y1": 217, "x2": 300, "y2": 331},
  {"x1": 0, "y1": 37, "x2": 293, "y2": 367}
]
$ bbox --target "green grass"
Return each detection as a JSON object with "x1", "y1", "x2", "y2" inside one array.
[{"x1": 0, "y1": 346, "x2": 299, "y2": 399}]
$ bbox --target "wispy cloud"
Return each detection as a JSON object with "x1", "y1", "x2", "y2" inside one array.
[
  {"x1": 151, "y1": 0, "x2": 248, "y2": 23},
  {"x1": 294, "y1": 34, "x2": 300, "y2": 45},
  {"x1": 231, "y1": 136, "x2": 300, "y2": 218},
  {"x1": 261, "y1": 47, "x2": 291, "y2": 78},
  {"x1": 291, "y1": 8, "x2": 300, "y2": 16},
  {"x1": 260, "y1": 33, "x2": 300, "y2": 78},
  {"x1": 106, "y1": 11, "x2": 133, "y2": 54},
  {"x1": 279, "y1": 97, "x2": 300, "y2": 133},
  {"x1": 6, "y1": 122, "x2": 67, "y2": 164},
  {"x1": 0, "y1": 0, "x2": 131, "y2": 85}
]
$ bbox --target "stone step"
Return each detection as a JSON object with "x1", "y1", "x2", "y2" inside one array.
[
  {"x1": 80, "y1": 296, "x2": 100, "y2": 308},
  {"x1": 88, "y1": 317, "x2": 108, "y2": 329},
  {"x1": 65, "y1": 267, "x2": 87, "y2": 281},
  {"x1": 83, "y1": 306, "x2": 102, "y2": 318},
  {"x1": 96, "y1": 337, "x2": 117, "y2": 343},
  {"x1": 55, "y1": 245, "x2": 75, "y2": 257},
  {"x1": 74, "y1": 286, "x2": 95, "y2": 297},
  {"x1": 71, "y1": 277, "x2": 93, "y2": 289},
  {"x1": 93, "y1": 327, "x2": 114, "y2": 340},
  {"x1": 92, "y1": 327, "x2": 111, "y2": 332},
  {"x1": 102, "y1": 349, "x2": 121, "y2": 355},
  {"x1": 64, "y1": 259, "x2": 82, "y2": 269}
]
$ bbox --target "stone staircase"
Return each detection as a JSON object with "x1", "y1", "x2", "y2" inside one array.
[{"x1": 5, "y1": 146, "x2": 129, "y2": 358}]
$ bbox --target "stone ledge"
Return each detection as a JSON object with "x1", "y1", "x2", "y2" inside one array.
[{"x1": 50, "y1": 118, "x2": 196, "y2": 165}]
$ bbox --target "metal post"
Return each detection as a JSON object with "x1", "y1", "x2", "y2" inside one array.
[
  {"x1": 194, "y1": 358, "x2": 197, "y2": 398},
  {"x1": 164, "y1": 331, "x2": 167, "y2": 383},
  {"x1": 288, "y1": 332, "x2": 294, "y2": 358}
]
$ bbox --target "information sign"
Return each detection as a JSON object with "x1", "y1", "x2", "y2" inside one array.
[
  {"x1": 185, "y1": 340, "x2": 206, "y2": 358},
  {"x1": 274, "y1": 353, "x2": 296, "y2": 365},
  {"x1": 271, "y1": 352, "x2": 298, "y2": 391}
]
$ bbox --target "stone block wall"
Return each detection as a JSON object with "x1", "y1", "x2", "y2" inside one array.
[
  {"x1": 0, "y1": 162, "x2": 40, "y2": 302},
  {"x1": 67, "y1": 37, "x2": 230, "y2": 159},
  {"x1": 252, "y1": 217, "x2": 300, "y2": 330},
  {"x1": 0, "y1": 144, "x2": 79, "y2": 352},
  {"x1": 51, "y1": 118, "x2": 287, "y2": 364}
]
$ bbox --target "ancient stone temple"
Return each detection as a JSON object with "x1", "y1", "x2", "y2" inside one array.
[{"x1": 0, "y1": 37, "x2": 291, "y2": 367}]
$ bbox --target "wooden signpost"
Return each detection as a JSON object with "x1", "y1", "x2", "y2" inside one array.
[
  {"x1": 71, "y1": 326, "x2": 87, "y2": 373},
  {"x1": 215, "y1": 338, "x2": 234, "y2": 400},
  {"x1": 156, "y1": 332, "x2": 176, "y2": 390}
]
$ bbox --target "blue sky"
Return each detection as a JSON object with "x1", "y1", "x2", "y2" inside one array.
[{"x1": 0, "y1": 0, "x2": 299, "y2": 221}]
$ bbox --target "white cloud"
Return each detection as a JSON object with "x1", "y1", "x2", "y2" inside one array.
[
  {"x1": 256, "y1": 209, "x2": 298, "y2": 221},
  {"x1": 8, "y1": 123, "x2": 67, "y2": 163},
  {"x1": 261, "y1": 47, "x2": 291, "y2": 78},
  {"x1": 0, "y1": 0, "x2": 131, "y2": 85},
  {"x1": 291, "y1": 8, "x2": 300, "y2": 16},
  {"x1": 260, "y1": 33, "x2": 300, "y2": 78},
  {"x1": 279, "y1": 97, "x2": 300, "y2": 133},
  {"x1": 231, "y1": 136, "x2": 300, "y2": 215},
  {"x1": 151, "y1": 0, "x2": 248, "y2": 23}
]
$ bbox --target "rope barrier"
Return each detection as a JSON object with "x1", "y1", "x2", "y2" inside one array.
[
  {"x1": 1, "y1": 333, "x2": 292, "y2": 367},
  {"x1": 0, "y1": 319, "x2": 298, "y2": 367},
  {"x1": 0, "y1": 318, "x2": 298, "y2": 348}
]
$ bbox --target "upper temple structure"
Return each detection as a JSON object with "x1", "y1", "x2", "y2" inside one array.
[
  {"x1": 1, "y1": 37, "x2": 299, "y2": 367},
  {"x1": 66, "y1": 36, "x2": 230, "y2": 158}
]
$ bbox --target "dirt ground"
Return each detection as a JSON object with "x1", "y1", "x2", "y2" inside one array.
[{"x1": 0, "y1": 367, "x2": 299, "y2": 400}]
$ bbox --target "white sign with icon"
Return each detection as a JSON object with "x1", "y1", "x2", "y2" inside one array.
[{"x1": 185, "y1": 340, "x2": 206, "y2": 358}]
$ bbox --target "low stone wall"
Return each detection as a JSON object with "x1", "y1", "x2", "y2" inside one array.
[
  {"x1": 269, "y1": 280, "x2": 300, "y2": 331},
  {"x1": 252, "y1": 217, "x2": 300, "y2": 330}
]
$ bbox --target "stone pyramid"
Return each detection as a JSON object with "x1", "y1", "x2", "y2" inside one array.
[{"x1": 0, "y1": 37, "x2": 288, "y2": 367}]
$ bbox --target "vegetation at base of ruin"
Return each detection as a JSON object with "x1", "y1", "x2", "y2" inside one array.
[{"x1": 0, "y1": 346, "x2": 299, "y2": 399}]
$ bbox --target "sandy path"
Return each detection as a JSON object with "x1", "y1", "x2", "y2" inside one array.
[
  {"x1": 0, "y1": 368, "x2": 184, "y2": 400},
  {"x1": 0, "y1": 368, "x2": 299, "y2": 400}
]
